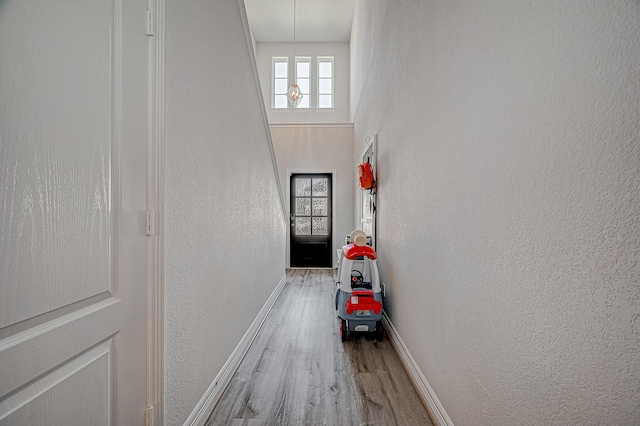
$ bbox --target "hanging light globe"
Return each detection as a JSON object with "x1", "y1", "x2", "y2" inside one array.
[{"x1": 286, "y1": 83, "x2": 303, "y2": 107}]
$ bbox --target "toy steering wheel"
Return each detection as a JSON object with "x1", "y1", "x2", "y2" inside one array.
[{"x1": 351, "y1": 270, "x2": 364, "y2": 287}]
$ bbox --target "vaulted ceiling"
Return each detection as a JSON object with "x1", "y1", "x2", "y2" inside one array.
[{"x1": 244, "y1": 0, "x2": 356, "y2": 43}]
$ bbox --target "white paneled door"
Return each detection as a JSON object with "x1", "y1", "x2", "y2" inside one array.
[{"x1": 0, "y1": 0, "x2": 152, "y2": 424}]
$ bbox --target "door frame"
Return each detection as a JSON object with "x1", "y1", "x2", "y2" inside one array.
[
  {"x1": 286, "y1": 169, "x2": 337, "y2": 268},
  {"x1": 289, "y1": 173, "x2": 333, "y2": 268},
  {"x1": 147, "y1": 0, "x2": 165, "y2": 424},
  {"x1": 359, "y1": 134, "x2": 376, "y2": 250}
]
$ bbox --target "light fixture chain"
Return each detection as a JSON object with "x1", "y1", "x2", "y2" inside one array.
[{"x1": 286, "y1": 0, "x2": 303, "y2": 107}]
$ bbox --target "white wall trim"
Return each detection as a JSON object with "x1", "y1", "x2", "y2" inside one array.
[
  {"x1": 237, "y1": 0, "x2": 288, "y2": 224},
  {"x1": 184, "y1": 274, "x2": 288, "y2": 426},
  {"x1": 270, "y1": 122, "x2": 354, "y2": 128},
  {"x1": 147, "y1": 0, "x2": 165, "y2": 424},
  {"x1": 382, "y1": 312, "x2": 454, "y2": 426}
]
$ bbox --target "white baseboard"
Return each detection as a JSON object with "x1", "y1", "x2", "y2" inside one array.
[
  {"x1": 184, "y1": 274, "x2": 288, "y2": 426},
  {"x1": 382, "y1": 312, "x2": 454, "y2": 426}
]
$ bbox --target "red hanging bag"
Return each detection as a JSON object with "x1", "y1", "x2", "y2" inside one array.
[{"x1": 358, "y1": 162, "x2": 374, "y2": 189}]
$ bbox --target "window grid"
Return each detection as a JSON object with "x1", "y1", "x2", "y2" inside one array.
[
  {"x1": 295, "y1": 57, "x2": 311, "y2": 109},
  {"x1": 293, "y1": 177, "x2": 329, "y2": 236},
  {"x1": 271, "y1": 55, "x2": 335, "y2": 110},
  {"x1": 317, "y1": 57, "x2": 333, "y2": 109},
  {"x1": 272, "y1": 58, "x2": 289, "y2": 109}
]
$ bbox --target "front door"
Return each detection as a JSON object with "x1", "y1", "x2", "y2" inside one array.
[
  {"x1": 0, "y1": 0, "x2": 150, "y2": 423},
  {"x1": 290, "y1": 174, "x2": 332, "y2": 267}
]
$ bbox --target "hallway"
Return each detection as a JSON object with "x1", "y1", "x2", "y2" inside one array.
[{"x1": 206, "y1": 270, "x2": 433, "y2": 425}]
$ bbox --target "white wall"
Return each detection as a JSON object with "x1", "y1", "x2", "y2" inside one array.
[
  {"x1": 271, "y1": 124, "x2": 354, "y2": 267},
  {"x1": 164, "y1": 1, "x2": 286, "y2": 424},
  {"x1": 351, "y1": 1, "x2": 640, "y2": 425},
  {"x1": 256, "y1": 42, "x2": 350, "y2": 124}
]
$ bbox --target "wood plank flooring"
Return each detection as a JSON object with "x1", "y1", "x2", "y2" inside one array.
[{"x1": 205, "y1": 269, "x2": 434, "y2": 426}]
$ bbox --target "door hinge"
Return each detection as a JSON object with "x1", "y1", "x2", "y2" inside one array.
[
  {"x1": 145, "y1": 405, "x2": 154, "y2": 426},
  {"x1": 146, "y1": 209, "x2": 155, "y2": 236},
  {"x1": 146, "y1": 9, "x2": 155, "y2": 36}
]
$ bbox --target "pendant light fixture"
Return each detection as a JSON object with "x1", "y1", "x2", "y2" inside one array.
[{"x1": 286, "y1": 0, "x2": 302, "y2": 107}]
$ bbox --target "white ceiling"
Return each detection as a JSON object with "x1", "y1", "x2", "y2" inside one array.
[{"x1": 244, "y1": 0, "x2": 356, "y2": 43}]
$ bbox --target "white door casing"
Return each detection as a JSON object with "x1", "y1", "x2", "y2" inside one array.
[
  {"x1": 0, "y1": 0, "x2": 151, "y2": 424},
  {"x1": 360, "y1": 135, "x2": 376, "y2": 250}
]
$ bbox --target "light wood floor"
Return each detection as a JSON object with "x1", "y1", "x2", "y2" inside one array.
[{"x1": 206, "y1": 269, "x2": 434, "y2": 426}]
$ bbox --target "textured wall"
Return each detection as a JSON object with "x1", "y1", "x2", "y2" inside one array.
[
  {"x1": 270, "y1": 125, "x2": 354, "y2": 267},
  {"x1": 164, "y1": 0, "x2": 286, "y2": 423},
  {"x1": 351, "y1": 1, "x2": 640, "y2": 424}
]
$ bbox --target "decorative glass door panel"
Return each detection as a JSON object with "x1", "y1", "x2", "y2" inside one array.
[{"x1": 290, "y1": 174, "x2": 332, "y2": 267}]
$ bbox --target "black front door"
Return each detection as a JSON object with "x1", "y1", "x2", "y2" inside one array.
[{"x1": 290, "y1": 174, "x2": 332, "y2": 267}]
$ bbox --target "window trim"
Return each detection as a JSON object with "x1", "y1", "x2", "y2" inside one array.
[
  {"x1": 317, "y1": 56, "x2": 334, "y2": 109},
  {"x1": 294, "y1": 56, "x2": 312, "y2": 109},
  {"x1": 272, "y1": 57, "x2": 289, "y2": 109},
  {"x1": 270, "y1": 55, "x2": 336, "y2": 111}
]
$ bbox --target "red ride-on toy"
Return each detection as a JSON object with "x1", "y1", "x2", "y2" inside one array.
[{"x1": 335, "y1": 233, "x2": 384, "y2": 341}]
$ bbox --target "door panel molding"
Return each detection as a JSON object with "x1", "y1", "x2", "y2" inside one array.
[
  {"x1": 0, "y1": 292, "x2": 113, "y2": 341},
  {"x1": 0, "y1": 339, "x2": 113, "y2": 422},
  {"x1": 0, "y1": 298, "x2": 121, "y2": 399}
]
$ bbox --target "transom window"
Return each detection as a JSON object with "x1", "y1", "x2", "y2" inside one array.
[
  {"x1": 317, "y1": 57, "x2": 333, "y2": 109},
  {"x1": 272, "y1": 57, "x2": 289, "y2": 109},
  {"x1": 295, "y1": 57, "x2": 311, "y2": 109},
  {"x1": 271, "y1": 56, "x2": 334, "y2": 110}
]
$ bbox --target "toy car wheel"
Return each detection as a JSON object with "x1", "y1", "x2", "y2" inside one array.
[
  {"x1": 375, "y1": 320, "x2": 384, "y2": 341},
  {"x1": 340, "y1": 319, "x2": 349, "y2": 342}
]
